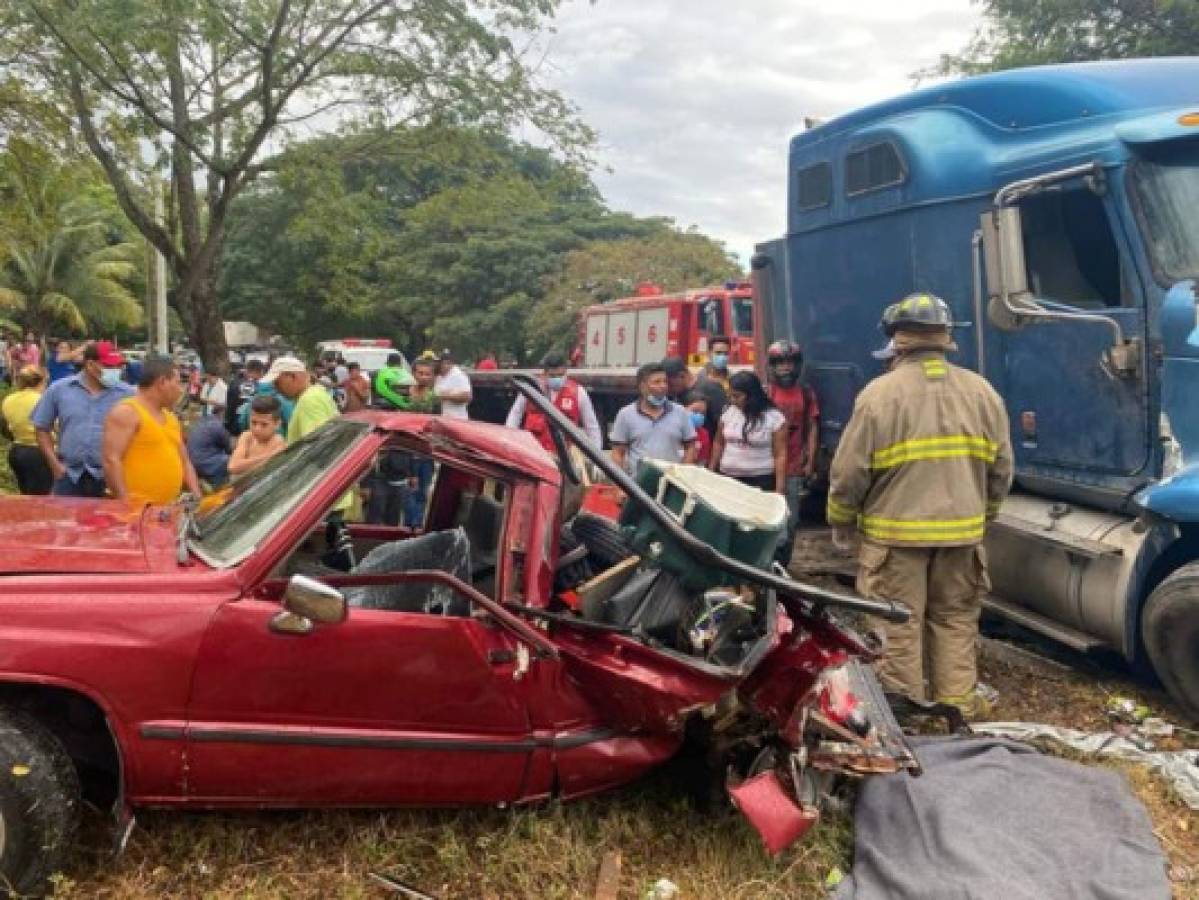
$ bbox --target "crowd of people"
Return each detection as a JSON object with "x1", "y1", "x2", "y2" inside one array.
[{"x1": 505, "y1": 334, "x2": 819, "y2": 567}]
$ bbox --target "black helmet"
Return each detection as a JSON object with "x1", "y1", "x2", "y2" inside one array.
[
  {"x1": 767, "y1": 339, "x2": 803, "y2": 386},
  {"x1": 881, "y1": 293, "x2": 953, "y2": 336}
]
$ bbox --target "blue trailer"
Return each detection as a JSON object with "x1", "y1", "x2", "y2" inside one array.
[{"x1": 754, "y1": 58, "x2": 1199, "y2": 717}]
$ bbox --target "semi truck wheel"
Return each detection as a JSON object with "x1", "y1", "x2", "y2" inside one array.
[
  {"x1": 1142, "y1": 563, "x2": 1199, "y2": 721},
  {"x1": 0, "y1": 707, "x2": 80, "y2": 898}
]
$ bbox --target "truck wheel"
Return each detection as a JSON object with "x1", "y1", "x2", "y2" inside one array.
[
  {"x1": 570, "y1": 511, "x2": 635, "y2": 570},
  {"x1": 1142, "y1": 563, "x2": 1199, "y2": 721},
  {"x1": 0, "y1": 708, "x2": 80, "y2": 898}
]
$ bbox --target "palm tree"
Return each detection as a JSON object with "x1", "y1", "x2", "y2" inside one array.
[{"x1": 0, "y1": 141, "x2": 143, "y2": 336}]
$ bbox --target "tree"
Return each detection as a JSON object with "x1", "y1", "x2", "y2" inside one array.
[
  {"x1": 935, "y1": 0, "x2": 1199, "y2": 75},
  {"x1": 0, "y1": 140, "x2": 142, "y2": 337},
  {"x1": 0, "y1": 1, "x2": 589, "y2": 371},
  {"x1": 525, "y1": 228, "x2": 743, "y2": 358},
  {"x1": 220, "y1": 125, "x2": 655, "y2": 359}
]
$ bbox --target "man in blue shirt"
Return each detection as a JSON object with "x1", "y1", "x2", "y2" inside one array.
[
  {"x1": 186, "y1": 417, "x2": 233, "y2": 488},
  {"x1": 31, "y1": 341, "x2": 133, "y2": 497}
]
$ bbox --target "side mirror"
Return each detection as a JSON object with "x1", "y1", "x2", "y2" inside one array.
[
  {"x1": 269, "y1": 575, "x2": 348, "y2": 635},
  {"x1": 980, "y1": 207, "x2": 1039, "y2": 331}
]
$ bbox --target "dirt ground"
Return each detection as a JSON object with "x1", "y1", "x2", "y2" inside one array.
[{"x1": 22, "y1": 522, "x2": 1199, "y2": 897}]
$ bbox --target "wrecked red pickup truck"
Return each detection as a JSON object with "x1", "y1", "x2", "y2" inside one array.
[{"x1": 0, "y1": 376, "x2": 915, "y2": 895}]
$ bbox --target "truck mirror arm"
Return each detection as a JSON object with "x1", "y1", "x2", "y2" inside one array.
[{"x1": 511, "y1": 375, "x2": 910, "y2": 624}]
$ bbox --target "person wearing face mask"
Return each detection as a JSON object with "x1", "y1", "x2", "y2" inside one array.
[
  {"x1": 31, "y1": 340, "x2": 134, "y2": 497},
  {"x1": 684, "y1": 392, "x2": 711, "y2": 465},
  {"x1": 505, "y1": 351, "x2": 602, "y2": 451},
  {"x1": 609, "y1": 362, "x2": 696, "y2": 475},
  {"x1": 693, "y1": 335, "x2": 732, "y2": 435}
]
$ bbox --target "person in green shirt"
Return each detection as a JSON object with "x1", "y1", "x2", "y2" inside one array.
[
  {"x1": 262, "y1": 356, "x2": 354, "y2": 569},
  {"x1": 373, "y1": 353, "x2": 415, "y2": 410}
]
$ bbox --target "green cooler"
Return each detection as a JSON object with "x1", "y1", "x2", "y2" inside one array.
[{"x1": 620, "y1": 460, "x2": 788, "y2": 589}]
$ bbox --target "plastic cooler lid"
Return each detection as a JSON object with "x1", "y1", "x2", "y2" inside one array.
[{"x1": 646, "y1": 461, "x2": 788, "y2": 528}]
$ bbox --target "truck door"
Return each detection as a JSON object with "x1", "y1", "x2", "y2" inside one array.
[
  {"x1": 990, "y1": 185, "x2": 1149, "y2": 477},
  {"x1": 584, "y1": 312, "x2": 608, "y2": 366},
  {"x1": 606, "y1": 310, "x2": 637, "y2": 366},
  {"x1": 635, "y1": 307, "x2": 668, "y2": 365}
]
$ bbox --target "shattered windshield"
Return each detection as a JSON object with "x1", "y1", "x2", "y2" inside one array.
[
  {"x1": 1132, "y1": 141, "x2": 1199, "y2": 283},
  {"x1": 191, "y1": 419, "x2": 370, "y2": 567}
]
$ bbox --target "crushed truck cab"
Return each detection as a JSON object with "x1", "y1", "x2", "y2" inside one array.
[{"x1": 0, "y1": 393, "x2": 914, "y2": 894}]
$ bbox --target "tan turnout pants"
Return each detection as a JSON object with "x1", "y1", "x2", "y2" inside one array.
[{"x1": 856, "y1": 541, "x2": 990, "y2": 701}]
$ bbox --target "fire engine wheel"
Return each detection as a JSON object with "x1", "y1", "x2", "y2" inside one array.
[
  {"x1": 569, "y1": 511, "x2": 635, "y2": 571},
  {"x1": 1142, "y1": 563, "x2": 1199, "y2": 721},
  {"x1": 0, "y1": 707, "x2": 79, "y2": 898}
]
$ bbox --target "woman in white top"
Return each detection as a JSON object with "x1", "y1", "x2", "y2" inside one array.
[{"x1": 709, "y1": 371, "x2": 787, "y2": 493}]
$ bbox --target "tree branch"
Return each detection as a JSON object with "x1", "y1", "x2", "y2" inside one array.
[{"x1": 66, "y1": 67, "x2": 180, "y2": 267}]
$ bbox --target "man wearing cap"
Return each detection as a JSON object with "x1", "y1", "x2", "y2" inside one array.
[
  {"x1": 31, "y1": 340, "x2": 133, "y2": 497},
  {"x1": 264, "y1": 356, "x2": 354, "y2": 569},
  {"x1": 434, "y1": 349, "x2": 472, "y2": 420}
]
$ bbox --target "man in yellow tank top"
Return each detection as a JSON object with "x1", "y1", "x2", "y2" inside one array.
[{"x1": 102, "y1": 355, "x2": 201, "y2": 506}]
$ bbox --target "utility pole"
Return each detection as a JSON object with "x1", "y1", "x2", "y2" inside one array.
[{"x1": 153, "y1": 179, "x2": 169, "y2": 354}]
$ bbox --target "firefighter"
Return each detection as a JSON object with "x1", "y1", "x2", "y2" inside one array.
[
  {"x1": 505, "y1": 351, "x2": 602, "y2": 450},
  {"x1": 765, "y1": 340, "x2": 820, "y2": 567},
  {"x1": 827, "y1": 293, "x2": 1013, "y2": 717}
]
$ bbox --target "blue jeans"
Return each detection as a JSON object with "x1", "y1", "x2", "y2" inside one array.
[
  {"x1": 401, "y1": 459, "x2": 434, "y2": 528},
  {"x1": 52, "y1": 471, "x2": 107, "y2": 498}
]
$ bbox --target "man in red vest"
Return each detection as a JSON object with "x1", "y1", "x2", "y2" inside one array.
[
  {"x1": 505, "y1": 351, "x2": 602, "y2": 451},
  {"x1": 767, "y1": 340, "x2": 820, "y2": 566}
]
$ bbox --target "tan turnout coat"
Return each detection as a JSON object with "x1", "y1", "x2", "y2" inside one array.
[{"x1": 827, "y1": 349, "x2": 1014, "y2": 546}]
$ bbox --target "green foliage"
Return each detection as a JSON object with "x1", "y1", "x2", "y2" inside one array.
[
  {"x1": 0, "y1": 0, "x2": 592, "y2": 370},
  {"x1": 936, "y1": 0, "x2": 1199, "y2": 75},
  {"x1": 525, "y1": 229, "x2": 743, "y2": 357},
  {"x1": 0, "y1": 140, "x2": 143, "y2": 337},
  {"x1": 220, "y1": 125, "x2": 724, "y2": 363}
]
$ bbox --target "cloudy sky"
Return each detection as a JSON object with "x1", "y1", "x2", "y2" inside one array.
[{"x1": 535, "y1": 0, "x2": 983, "y2": 262}]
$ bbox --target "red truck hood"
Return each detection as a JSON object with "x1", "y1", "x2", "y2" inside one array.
[{"x1": 0, "y1": 496, "x2": 179, "y2": 574}]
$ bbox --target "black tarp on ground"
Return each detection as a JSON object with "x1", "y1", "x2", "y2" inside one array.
[{"x1": 835, "y1": 736, "x2": 1170, "y2": 900}]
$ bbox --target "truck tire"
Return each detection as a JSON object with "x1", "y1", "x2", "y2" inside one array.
[
  {"x1": 569, "y1": 511, "x2": 635, "y2": 571},
  {"x1": 0, "y1": 708, "x2": 80, "y2": 898},
  {"x1": 1142, "y1": 563, "x2": 1199, "y2": 721}
]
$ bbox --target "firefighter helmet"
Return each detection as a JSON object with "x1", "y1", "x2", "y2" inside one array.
[
  {"x1": 881, "y1": 293, "x2": 954, "y2": 335},
  {"x1": 767, "y1": 340, "x2": 803, "y2": 386}
]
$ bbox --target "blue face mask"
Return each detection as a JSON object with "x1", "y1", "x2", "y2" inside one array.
[
  {"x1": 646, "y1": 393, "x2": 667, "y2": 408},
  {"x1": 100, "y1": 367, "x2": 123, "y2": 388},
  {"x1": 547, "y1": 376, "x2": 566, "y2": 391},
  {"x1": 711, "y1": 352, "x2": 729, "y2": 370},
  {"x1": 689, "y1": 411, "x2": 705, "y2": 429}
]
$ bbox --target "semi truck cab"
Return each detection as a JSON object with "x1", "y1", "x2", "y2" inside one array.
[{"x1": 754, "y1": 58, "x2": 1199, "y2": 717}]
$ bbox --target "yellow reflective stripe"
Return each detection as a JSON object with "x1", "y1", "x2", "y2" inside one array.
[
  {"x1": 860, "y1": 514, "x2": 986, "y2": 542},
  {"x1": 827, "y1": 497, "x2": 858, "y2": 525},
  {"x1": 872, "y1": 435, "x2": 998, "y2": 469},
  {"x1": 922, "y1": 359, "x2": 947, "y2": 379}
]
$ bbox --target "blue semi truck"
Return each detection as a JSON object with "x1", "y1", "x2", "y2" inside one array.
[{"x1": 753, "y1": 58, "x2": 1199, "y2": 718}]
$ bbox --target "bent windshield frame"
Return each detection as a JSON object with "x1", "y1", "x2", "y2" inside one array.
[
  {"x1": 192, "y1": 419, "x2": 371, "y2": 568},
  {"x1": 1130, "y1": 142, "x2": 1199, "y2": 286}
]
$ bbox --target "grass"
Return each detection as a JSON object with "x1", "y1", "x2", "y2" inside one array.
[{"x1": 53, "y1": 774, "x2": 853, "y2": 899}]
